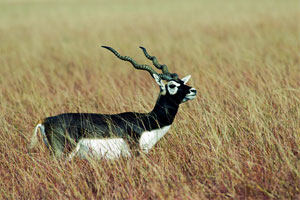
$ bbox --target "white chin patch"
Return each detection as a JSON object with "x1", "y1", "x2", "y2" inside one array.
[
  {"x1": 182, "y1": 94, "x2": 196, "y2": 102},
  {"x1": 182, "y1": 96, "x2": 195, "y2": 102}
]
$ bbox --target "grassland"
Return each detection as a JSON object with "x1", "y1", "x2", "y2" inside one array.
[{"x1": 0, "y1": 0, "x2": 299, "y2": 199}]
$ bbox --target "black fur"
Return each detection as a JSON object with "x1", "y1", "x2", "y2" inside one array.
[{"x1": 42, "y1": 79, "x2": 194, "y2": 156}]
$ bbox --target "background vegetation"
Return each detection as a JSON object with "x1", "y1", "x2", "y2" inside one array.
[{"x1": 0, "y1": 0, "x2": 299, "y2": 199}]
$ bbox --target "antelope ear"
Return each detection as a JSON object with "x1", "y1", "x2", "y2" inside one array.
[
  {"x1": 181, "y1": 75, "x2": 191, "y2": 84},
  {"x1": 153, "y1": 74, "x2": 165, "y2": 89}
]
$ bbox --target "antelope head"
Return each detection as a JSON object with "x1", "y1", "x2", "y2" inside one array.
[{"x1": 101, "y1": 46, "x2": 197, "y2": 105}]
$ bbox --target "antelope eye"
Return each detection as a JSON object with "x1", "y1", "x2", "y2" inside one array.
[{"x1": 169, "y1": 84, "x2": 176, "y2": 89}]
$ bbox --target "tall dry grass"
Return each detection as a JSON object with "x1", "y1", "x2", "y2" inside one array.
[{"x1": 0, "y1": 0, "x2": 299, "y2": 199}]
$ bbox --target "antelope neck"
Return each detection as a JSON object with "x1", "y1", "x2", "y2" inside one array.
[{"x1": 150, "y1": 94, "x2": 179, "y2": 126}]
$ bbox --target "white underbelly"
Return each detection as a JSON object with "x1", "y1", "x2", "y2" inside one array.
[
  {"x1": 70, "y1": 138, "x2": 131, "y2": 160},
  {"x1": 139, "y1": 125, "x2": 171, "y2": 153},
  {"x1": 68, "y1": 125, "x2": 171, "y2": 160}
]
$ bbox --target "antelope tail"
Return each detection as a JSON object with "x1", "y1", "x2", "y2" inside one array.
[{"x1": 28, "y1": 120, "x2": 48, "y2": 151}]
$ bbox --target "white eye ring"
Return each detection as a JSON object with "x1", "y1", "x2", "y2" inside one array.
[{"x1": 167, "y1": 81, "x2": 180, "y2": 95}]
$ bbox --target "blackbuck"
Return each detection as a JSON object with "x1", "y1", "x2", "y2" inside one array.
[{"x1": 28, "y1": 46, "x2": 197, "y2": 160}]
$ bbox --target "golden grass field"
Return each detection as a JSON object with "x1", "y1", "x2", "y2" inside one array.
[{"x1": 0, "y1": 0, "x2": 299, "y2": 199}]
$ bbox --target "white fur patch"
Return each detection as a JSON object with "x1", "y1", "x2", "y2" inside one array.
[
  {"x1": 69, "y1": 138, "x2": 131, "y2": 160},
  {"x1": 35, "y1": 123, "x2": 48, "y2": 147},
  {"x1": 139, "y1": 125, "x2": 171, "y2": 153},
  {"x1": 39, "y1": 124, "x2": 48, "y2": 147},
  {"x1": 153, "y1": 73, "x2": 166, "y2": 93},
  {"x1": 68, "y1": 125, "x2": 172, "y2": 160},
  {"x1": 167, "y1": 81, "x2": 180, "y2": 95},
  {"x1": 182, "y1": 87, "x2": 197, "y2": 102}
]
